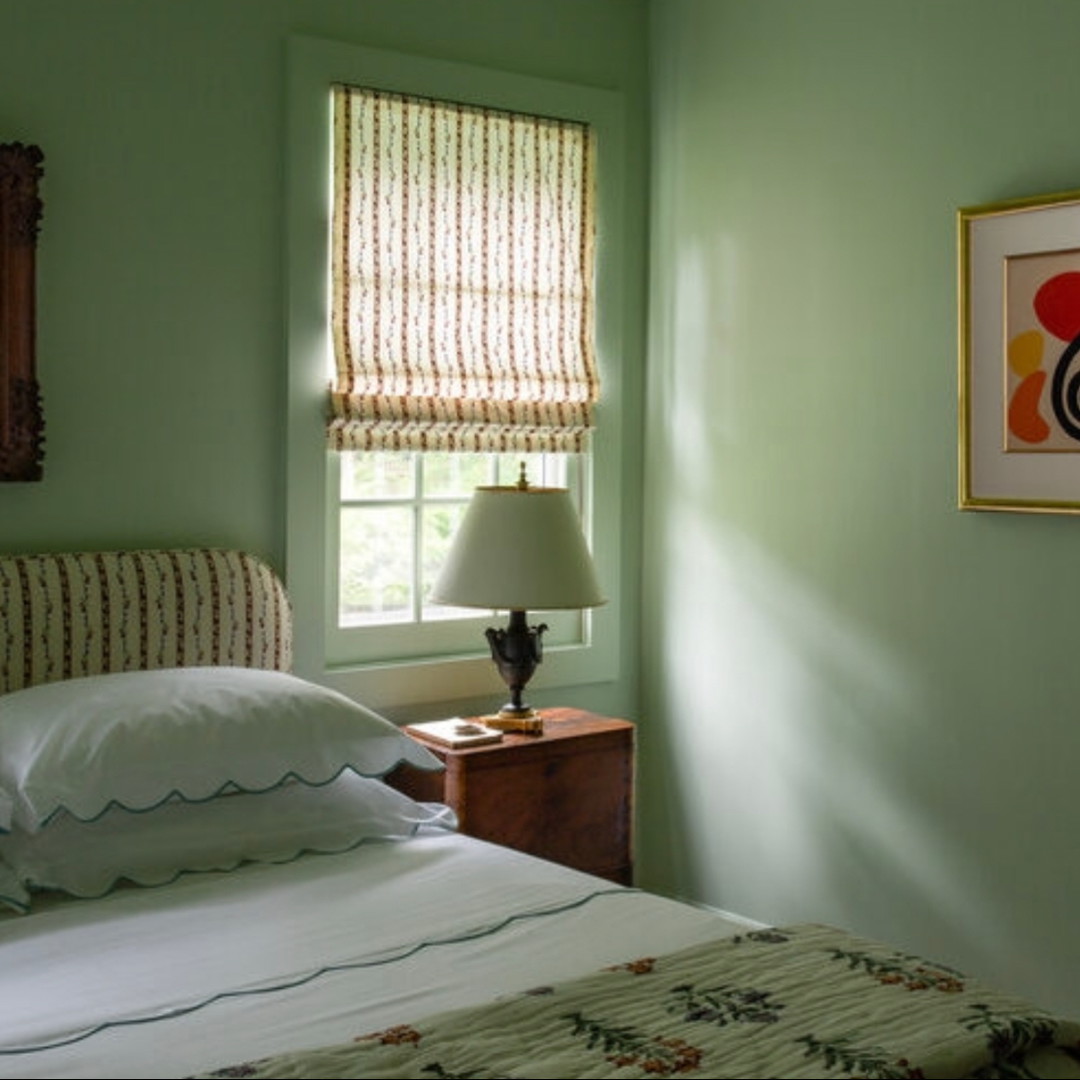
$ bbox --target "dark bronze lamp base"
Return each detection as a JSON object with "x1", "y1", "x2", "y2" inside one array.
[{"x1": 483, "y1": 609, "x2": 548, "y2": 734}]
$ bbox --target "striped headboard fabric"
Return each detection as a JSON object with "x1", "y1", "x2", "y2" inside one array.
[{"x1": 0, "y1": 548, "x2": 293, "y2": 696}]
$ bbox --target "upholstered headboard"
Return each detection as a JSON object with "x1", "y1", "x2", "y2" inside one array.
[{"x1": 0, "y1": 548, "x2": 293, "y2": 695}]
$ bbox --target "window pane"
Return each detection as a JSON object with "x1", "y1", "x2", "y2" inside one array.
[
  {"x1": 422, "y1": 453, "x2": 492, "y2": 498},
  {"x1": 339, "y1": 505, "x2": 414, "y2": 625},
  {"x1": 421, "y1": 501, "x2": 475, "y2": 621},
  {"x1": 341, "y1": 451, "x2": 415, "y2": 501},
  {"x1": 494, "y1": 452, "x2": 563, "y2": 487},
  {"x1": 335, "y1": 450, "x2": 575, "y2": 630}
]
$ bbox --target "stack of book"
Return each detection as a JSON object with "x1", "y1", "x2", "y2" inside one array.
[{"x1": 405, "y1": 718, "x2": 504, "y2": 748}]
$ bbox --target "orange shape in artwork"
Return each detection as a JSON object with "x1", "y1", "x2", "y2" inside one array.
[
  {"x1": 1007, "y1": 329, "x2": 1044, "y2": 377},
  {"x1": 1008, "y1": 370, "x2": 1050, "y2": 443}
]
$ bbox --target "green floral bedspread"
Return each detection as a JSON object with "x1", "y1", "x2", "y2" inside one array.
[{"x1": 194, "y1": 923, "x2": 1080, "y2": 1079}]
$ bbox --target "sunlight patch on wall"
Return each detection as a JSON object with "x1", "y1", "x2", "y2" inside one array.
[
  {"x1": 656, "y1": 501, "x2": 1006, "y2": 956},
  {"x1": 664, "y1": 235, "x2": 741, "y2": 478}
]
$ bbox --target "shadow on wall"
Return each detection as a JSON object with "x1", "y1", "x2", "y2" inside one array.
[{"x1": 643, "y1": 510, "x2": 1024, "y2": 996}]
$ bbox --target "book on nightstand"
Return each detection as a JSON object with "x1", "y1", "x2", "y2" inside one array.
[{"x1": 405, "y1": 718, "x2": 504, "y2": 748}]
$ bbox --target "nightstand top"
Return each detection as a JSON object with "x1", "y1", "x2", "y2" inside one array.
[{"x1": 410, "y1": 707, "x2": 631, "y2": 756}]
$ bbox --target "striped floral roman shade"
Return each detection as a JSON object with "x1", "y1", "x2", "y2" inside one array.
[{"x1": 329, "y1": 85, "x2": 599, "y2": 453}]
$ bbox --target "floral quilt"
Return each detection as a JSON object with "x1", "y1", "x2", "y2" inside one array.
[{"x1": 194, "y1": 923, "x2": 1080, "y2": 1079}]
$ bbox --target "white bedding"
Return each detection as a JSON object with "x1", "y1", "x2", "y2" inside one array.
[
  {"x1": 0, "y1": 831, "x2": 750, "y2": 1079},
  {"x1": 3, "y1": 549, "x2": 1078, "y2": 1079}
]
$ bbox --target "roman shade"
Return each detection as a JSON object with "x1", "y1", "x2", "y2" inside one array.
[{"x1": 329, "y1": 85, "x2": 599, "y2": 453}]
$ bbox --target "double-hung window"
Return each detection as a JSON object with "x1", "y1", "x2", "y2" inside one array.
[
  {"x1": 286, "y1": 39, "x2": 624, "y2": 708},
  {"x1": 328, "y1": 86, "x2": 596, "y2": 663}
]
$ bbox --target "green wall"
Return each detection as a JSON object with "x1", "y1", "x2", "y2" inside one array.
[
  {"x1": 0, "y1": 0, "x2": 649, "y2": 718},
  {"x1": 644, "y1": 0, "x2": 1080, "y2": 1014},
  {"x1": 0, "y1": 0, "x2": 647, "y2": 564}
]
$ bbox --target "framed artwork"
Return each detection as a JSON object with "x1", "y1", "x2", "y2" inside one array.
[
  {"x1": 0, "y1": 142, "x2": 45, "y2": 482},
  {"x1": 959, "y1": 188, "x2": 1080, "y2": 512}
]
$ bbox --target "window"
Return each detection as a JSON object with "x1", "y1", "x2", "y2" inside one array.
[
  {"x1": 337, "y1": 451, "x2": 569, "y2": 630},
  {"x1": 327, "y1": 83, "x2": 597, "y2": 656},
  {"x1": 286, "y1": 38, "x2": 624, "y2": 709},
  {"x1": 326, "y1": 447, "x2": 587, "y2": 675}
]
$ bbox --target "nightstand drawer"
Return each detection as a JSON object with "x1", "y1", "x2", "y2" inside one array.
[{"x1": 387, "y1": 708, "x2": 634, "y2": 883}]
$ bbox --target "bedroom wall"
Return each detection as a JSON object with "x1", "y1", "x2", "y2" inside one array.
[
  {"x1": 0, "y1": 0, "x2": 649, "y2": 718},
  {"x1": 642, "y1": 0, "x2": 1080, "y2": 1014}
]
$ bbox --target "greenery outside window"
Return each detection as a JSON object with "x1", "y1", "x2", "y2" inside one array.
[{"x1": 330, "y1": 450, "x2": 582, "y2": 669}]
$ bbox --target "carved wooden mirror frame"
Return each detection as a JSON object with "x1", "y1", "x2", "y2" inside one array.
[{"x1": 0, "y1": 142, "x2": 45, "y2": 481}]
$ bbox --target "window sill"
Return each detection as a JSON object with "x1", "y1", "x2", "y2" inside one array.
[{"x1": 313, "y1": 638, "x2": 614, "y2": 714}]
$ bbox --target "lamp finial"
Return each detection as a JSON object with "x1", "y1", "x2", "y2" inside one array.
[{"x1": 516, "y1": 462, "x2": 529, "y2": 490}]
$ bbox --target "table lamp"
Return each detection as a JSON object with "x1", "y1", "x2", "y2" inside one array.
[{"x1": 431, "y1": 465, "x2": 606, "y2": 733}]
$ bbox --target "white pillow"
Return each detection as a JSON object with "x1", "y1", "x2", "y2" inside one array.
[
  {"x1": 0, "y1": 773, "x2": 456, "y2": 900},
  {"x1": 0, "y1": 667, "x2": 442, "y2": 832}
]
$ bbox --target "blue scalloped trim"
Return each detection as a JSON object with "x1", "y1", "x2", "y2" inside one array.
[
  {"x1": 21, "y1": 821, "x2": 455, "y2": 902},
  {"x1": 0, "y1": 884, "x2": 636, "y2": 1055},
  {"x1": 33, "y1": 755, "x2": 444, "y2": 830}
]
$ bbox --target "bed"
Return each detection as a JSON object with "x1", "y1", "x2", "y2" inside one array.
[{"x1": 0, "y1": 547, "x2": 1077, "y2": 1080}]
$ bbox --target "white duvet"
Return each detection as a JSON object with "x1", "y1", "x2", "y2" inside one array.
[{"x1": 0, "y1": 832, "x2": 749, "y2": 1079}]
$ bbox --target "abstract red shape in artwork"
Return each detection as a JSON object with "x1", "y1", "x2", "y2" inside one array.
[{"x1": 1033, "y1": 271, "x2": 1080, "y2": 342}]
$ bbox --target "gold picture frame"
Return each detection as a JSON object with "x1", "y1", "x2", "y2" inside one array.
[
  {"x1": 0, "y1": 142, "x2": 45, "y2": 482},
  {"x1": 958, "y1": 187, "x2": 1080, "y2": 513}
]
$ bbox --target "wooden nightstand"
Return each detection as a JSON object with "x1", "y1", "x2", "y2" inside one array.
[{"x1": 386, "y1": 707, "x2": 634, "y2": 884}]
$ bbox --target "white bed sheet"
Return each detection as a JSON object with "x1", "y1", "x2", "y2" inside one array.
[{"x1": 0, "y1": 831, "x2": 751, "y2": 1079}]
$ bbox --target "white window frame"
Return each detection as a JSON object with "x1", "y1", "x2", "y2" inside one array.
[
  {"x1": 286, "y1": 36, "x2": 624, "y2": 710},
  {"x1": 327, "y1": 450, "x2": 585, "y2": 665}
]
